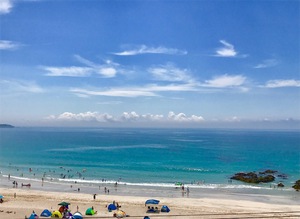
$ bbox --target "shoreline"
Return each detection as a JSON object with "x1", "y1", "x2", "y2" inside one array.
[{"x1": 1, "y1": 175, "x2": 300, "y2": 219}]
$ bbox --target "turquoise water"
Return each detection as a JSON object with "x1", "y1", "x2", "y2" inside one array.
[{"x1": 0, "y1": 127, "x2": 299, "y2": 190}]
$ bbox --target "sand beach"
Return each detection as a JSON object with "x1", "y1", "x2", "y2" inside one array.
[{"x1": 0, "y1": 178, "x2": 300, "y2": 219}]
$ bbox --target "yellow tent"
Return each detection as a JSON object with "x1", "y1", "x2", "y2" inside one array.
[{"x1": 51, "y1": 210, "x2": 62, "y2": 218}]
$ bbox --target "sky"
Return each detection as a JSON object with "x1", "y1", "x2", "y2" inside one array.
[{"x1": 0, "y1": 0, "x2": 299, "y2": 129}]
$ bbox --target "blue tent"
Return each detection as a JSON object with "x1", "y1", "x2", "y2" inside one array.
[
  {"x1": 73, "y1": 212, "x2": 83, "y2": 219},
  {"x1": 145, "y1": 199, "x2": 160, "y2": 205},
  {"x1": 161, "y1": 205, "x2": 170, "y2": 212},
  {"x1": 108, "y1": 203, "x2": 117, "y2": 211},
  {"x1": 40, "y1": 209, "x2": 51, "y2": 217},
  {"x1": 28, "y1": 213, "x2": 39, "y2": 219}
]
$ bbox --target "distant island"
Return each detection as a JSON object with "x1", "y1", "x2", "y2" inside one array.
[{"x1": 0, "y1": 124, "x2": 15, "y2": 128}]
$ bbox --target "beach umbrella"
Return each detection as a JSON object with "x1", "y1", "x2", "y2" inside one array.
[
  {"x1": 58, "y1": 201, "x2": 70, "y2": 206},
  {"x1": 145, "y1": 199, "x2": 160, "y2": 205},
  {"x1": 0, "y1": 195, "x2": 3, "y2": 199},
  {"x1": 40, "y1": 209, "x2": 51, "y2": 217},
  {"x1": 85, "y1": 207, "x2": 95, "y2": 215},
  {"x1": 108, "y1": 203, "x2": 117, "y2": 211},
  {"x1": 73, "y1": 212, "x2": 83, "y2": 219}
]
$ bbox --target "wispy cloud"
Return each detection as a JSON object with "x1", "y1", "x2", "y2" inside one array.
[
  {"x1": 263, "y1": 79, "x2": 300, "y2": 88},
  {"x1": 254, "y1": 59, "x2": 279, "y2": 69},
  {"x1": 71, "y1": 82, "x2": 198, "y2": 98},
  {"x1": 0, "y1": 40, "x2": 22, "y2": 50},
  {"x1": 213, "y1": 40, "x2": 247, "y2": 58},
  {"x1": 113, "y1": 45, "x2": 187, "y2": 56},
  {"x1": 0, "y1": 79, "x2": 44, "y2": 94},
  {"x1": 71, "y1": 87, "x2": 157, "y2": 98},
  {"x1": 0, "y1": 0, "x2": 41, "y2": 15},
  {"x1": 43, "y1": 66, "x2": 92, "y2": 77},
  {"x1": 47, "y1": 111, "x2": 205, "y2": 123},
  {"x1": 202, "y1": 74, "x2": 247, "y2": 88},
  {"x1": 43, "y1": 55, "x2": 120, "y2": 78},
  {"x1": 148, "y1": 63, "x2": 195, "y2": 83},
  {"x1": 214, "y1": 40, "x2": 237, "y2": 57},
  {"x1": 97, "y1": 101, "x2": 122, "y2": 105},
  {"x1": 0, "y1": 0, "x2": 13, "y2": 14}
]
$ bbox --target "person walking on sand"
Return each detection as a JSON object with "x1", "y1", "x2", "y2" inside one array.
[{"x1": 93, "y1": 194, "x2": 96, "y2": 200}]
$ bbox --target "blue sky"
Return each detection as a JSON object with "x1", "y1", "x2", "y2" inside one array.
[{"x1": 0, "y1": 0, "x2": 299, "y2": 129}]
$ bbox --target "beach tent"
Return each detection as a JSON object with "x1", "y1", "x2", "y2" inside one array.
[
  {"x1": 85, "y1": 207, "x2": 95, "y2": 215},
  {"x1": 144, "y1": 216, "x2": 150, "y2": 219},
  {"x1": 73, "y1": 212, "x2": 83, "y2": 219},
  {"x1": 115, "y1": 210, "x2": 126, "y2": 218},
  {"x1": 161, "y1": 205, "x2": 170, "y2": 212},
  {"x1": 175, "y1": 182, "x2": 183, "y2": 186},
  {"x1": 108, "y1": 203, "x2": 117, "y2": 211},
  {"x1": 51, "y1": 210, "x2": 62, "y2": 218},
  {"x1": 145, "y1": 199, "x2": 160, "y2": 205},
  {"x1": 29, "y1": 213, "x2": 39, "y2": 219},
  {"x1": 0, "y1": 195, "x2": 3, "y2": 199},
  {"x1": 40, "y1": 209, "x2": 51, "y2": 217}
]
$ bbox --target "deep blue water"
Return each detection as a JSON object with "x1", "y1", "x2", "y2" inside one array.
[{"x1": 0, "y1": 127, "x2": 299, "y2": 189}]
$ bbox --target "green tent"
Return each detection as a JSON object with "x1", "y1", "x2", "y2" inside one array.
[{"x1": 85, "y1": 207, "x2": 95, "y2": 215}]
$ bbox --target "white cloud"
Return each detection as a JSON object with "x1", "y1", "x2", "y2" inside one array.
[
  {"x1": 202, "y1": 74, "x2": 247, "y2": 88},
  {"x1": 56, "y1": 111, "x2": 115, "y2": 122},
  {"x1": 254, "y1": 59, "x2": 278, "y2": 68},
  {"x1": 264, "y1": 79, "x2": 300, "y2": 88},
  {"x1": 99, "y1": 67, "x2": 117, "y2": 77},
  {"x1": 47, "y1": 111, "x2": 204, "y2": 123},
  {"x1": 113, "y1": 44, "x2": 187, "y2": 56},
  {"x1": 43, "y1": 66, "x2": 92, "y2": 77},
  {"x1": 0, "y1": 40, "x2": 21, "y2": 50},
  {"x1": 215, "y1": 40, "x2": 237, "y2": 57},
  {"x1": 0, "y1": 0, "x2": 13, "y2": 14},
  {"x1": 148, "y1": 63, "x2": 195, "y2": 83},
  {"x1": 168, "y1": 111, "x2": 204, "y2": 122}
]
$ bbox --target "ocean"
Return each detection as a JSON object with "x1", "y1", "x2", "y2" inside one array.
[{"x1": 0, "y1": 127, "x2": 299, "y2": 199}]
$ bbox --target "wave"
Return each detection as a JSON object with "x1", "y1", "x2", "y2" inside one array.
[
  {"x1": 57, "y1": 178, "x2": 292, "y2": 191},
  {"x1": 46, "y1": 144, "x2": 167, "y2": 152},
  {"x1": 171, "y1": 138, "x2": 204, "y2": 142},
  {"x1": 2, "y1": 174, "x2": 294, "y2": 191}
]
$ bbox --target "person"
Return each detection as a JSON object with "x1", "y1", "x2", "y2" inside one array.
[{"x1": 93, "y1": 194, "x2": 96, "y2": 200}]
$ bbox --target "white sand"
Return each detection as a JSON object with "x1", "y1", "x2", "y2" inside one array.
[{"x1": 0, "y1": 186, "x2": 300, "y2": 219}]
